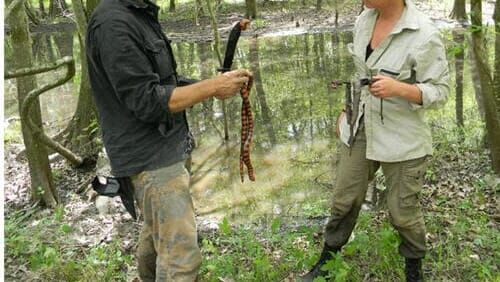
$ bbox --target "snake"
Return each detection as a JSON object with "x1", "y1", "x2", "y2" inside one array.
[{"x1": 240, "y1": 77, "x2": 255, "y2": 182}]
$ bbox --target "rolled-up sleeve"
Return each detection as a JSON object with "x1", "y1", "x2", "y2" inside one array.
[
  {"x1": 409, "y1": 31, "x2": 450, "y2": 110},
  {"x1": 95, "y1": 20, "x2": 175, "y2": 123}
]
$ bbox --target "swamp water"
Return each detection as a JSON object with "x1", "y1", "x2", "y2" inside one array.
[{"x1": 4, "y1": 27, "x2": 476, "y2": 226}]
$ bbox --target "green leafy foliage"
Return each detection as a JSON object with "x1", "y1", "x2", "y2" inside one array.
[{"x1": 5, "y1": 209, "x2": 132, "y2": 281}]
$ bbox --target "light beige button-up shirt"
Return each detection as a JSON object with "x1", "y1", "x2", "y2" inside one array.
[{"x1": 338, "y1": 0, "x2": 450, "y2": 162}]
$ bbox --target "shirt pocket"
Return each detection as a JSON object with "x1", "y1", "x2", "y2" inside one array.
[
  {"x1": 144, "y1": 39, "x2": 175, "y2": 83},
  {"x1": 377, "y1": 66, "x2": 416, "y2": 84}
]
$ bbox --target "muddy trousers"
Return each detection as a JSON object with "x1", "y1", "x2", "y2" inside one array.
[
  {"x1": 325, "y1": 128, "x2": 427, "y2": 259},
  {"x1": 131, "y1": 162, "x2": 201, "y2": 282}
]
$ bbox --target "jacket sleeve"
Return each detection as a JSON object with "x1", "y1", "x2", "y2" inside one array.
[
  {"x1": 409, "y1": 31, "x2": 450, "y2": 110},
  {"x1": 177, "y1": 76, "x2": 199, "y2": 86},
  {"x1": 94, "y1": 19, "x2": 175, "y2": 123}
]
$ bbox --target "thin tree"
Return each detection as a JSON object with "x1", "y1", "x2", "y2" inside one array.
[
  {"x1": 48, "y1": 0, "x2": 65, "y2": 18},
  {"x1": 245, "y1": 0, "x2": 257, "y2": 19},
  {"x1": 39, "y1": 0, "x2": 46, "y2": 17},
  {"x1": 198, "y1": 42, "x2": 215, "y2": 121},
  {"x1": 316, "y1": 0, "x2": 322, "y2": 11},
  {"x1": 449, "y1": 0, "x2": 468, "y2": 128},
  {"x1": 6, "y1": 0, "x2": 58, "y2": 207},
  {"x1": 494, "y1": 0, "x2": 500, "y2": 112},
  {"x1": 453, "y1": 31, "x2": 465, "y2": 127},
  {"x1": 249, "y1": 37, "x2": 277, "y2": 145},
  {"x1": 205, "y1": 0, "x2": 230, "y2": 141},
  {"x1": 60, "y1": 0, "x2": 100, "y2": 159},
  {"x1": 449, "y1": 0, "x2": 466, "y2": 22},
  {"x1": 194, "y1": 0, "x2": 204, "y2": 25},
  {"x1": 470, "y1": 0, "x2": 500, "y2": 174},
  {"x1": 169, "y1": 0, "x2": 175, "y2": 12}
]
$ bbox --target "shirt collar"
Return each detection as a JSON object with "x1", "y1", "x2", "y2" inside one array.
[
  {"x1": 390, "y1": 0, "x2": 420, "y2": 35},
  {"x1": 364, "y1": 0, "x2": 420, "y2": 35},
  {"x1": 120, "y1": 0, "x2": 159, "y2": 11},
  {"x1": 120, "y1": 0, "x2": 159, "y2": 19}
]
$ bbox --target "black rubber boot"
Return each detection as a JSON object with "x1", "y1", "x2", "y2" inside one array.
[
  {"x1": 405, "y1": 258, "x2": 424, "y2": 282},
  {"x1": 301, "y1": 244, "x2": 338, "y2": 282}
]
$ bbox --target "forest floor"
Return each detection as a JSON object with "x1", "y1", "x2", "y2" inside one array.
[
  {"x1": 4, "y1": 127, "x2": 499, "y2": 281},
  {"x1": 4, "y1": 1, "x2": 500, "y2": 281}
]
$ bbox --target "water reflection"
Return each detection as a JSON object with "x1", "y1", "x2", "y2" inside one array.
[
  {"x1": 173, "y1": 33, "x2": 350, "y2": 223},
  {"x1": 4, "y1": 32, "x2": 78, "y2": 136}
]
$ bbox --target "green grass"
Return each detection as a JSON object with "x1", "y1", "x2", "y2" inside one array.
[
  {"x1": 198, "y1": 199, "x2": 498, "y2": 281},
  {"x1": 5, "y1": 208, "x2": 133, "y2": 281},
  {"x1": 4, "y1": 120, "x2": 23, "y2": 144}
]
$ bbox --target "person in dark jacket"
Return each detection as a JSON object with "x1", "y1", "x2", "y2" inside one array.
[{"x1": 86, "y1": 0, "x2": 251, "y2": 280}]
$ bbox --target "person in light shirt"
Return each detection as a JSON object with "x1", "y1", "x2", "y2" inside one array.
[{"x1": 302, "y1": 0, "x2": 449, "y2": 281}]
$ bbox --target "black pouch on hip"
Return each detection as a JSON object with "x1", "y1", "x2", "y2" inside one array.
[{"x1": 91, "y1": 176, "x2": 137, "y2": 220}]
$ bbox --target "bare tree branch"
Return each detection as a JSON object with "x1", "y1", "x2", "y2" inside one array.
[
  {"x1": 5, "y1": 0, "x2": 25, "y2": 20},
  {"x1": 8, "y1": 56, "x2": 85, "y2": 167}
]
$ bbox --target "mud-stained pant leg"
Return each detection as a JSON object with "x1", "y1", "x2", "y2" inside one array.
[
  {"x1": 148, "y1": 162, "x2": 201, "y2": 282},
  {"x1": 131, "y1": 172, "x2": 157, "y2": 282},
  {"x1": 131, "y1": 162, "x2": 202, "y2": 282},
  {"x1": 382, "y1": 157, "x2": 428, "y2": 259},
  {"x1": 325, "y1": 129, "x2": 379, "y2": 249}
]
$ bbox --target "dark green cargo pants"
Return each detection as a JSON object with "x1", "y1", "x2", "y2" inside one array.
[
  {"x1": 325, "y1": 127, "x2": 428, "y2": 259},
  {"x1": 131, "y1": 161, "x2": 201, "y2": 282}
]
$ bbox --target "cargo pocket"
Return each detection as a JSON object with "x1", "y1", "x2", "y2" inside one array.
[
  {"x1": 399, "y1": 157, "x2": 426, "y2": 208},
  {"x1": 144, "y1": 39, "x2": 175, "y2": 81}
]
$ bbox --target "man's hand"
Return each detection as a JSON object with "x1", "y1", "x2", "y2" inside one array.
[
  {"x1": 168, "y1": 69, "x2": 252, "y2": 113},
  {"x1": 214, "y1": 69, "x2": 253, "y2": 100}
]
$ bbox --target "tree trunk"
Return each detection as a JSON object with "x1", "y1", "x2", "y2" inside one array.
[
  {"x1": 6, "y1": 0, "x2": 58, "y2": 207},
  {"x1": 194, "y1": 0, "x2": 204, "y2": 25},
  {"x1": 169, "y1": 0, "x2": 175, "y2": 12},
  {"x1": 333, "y1": 0, "x2": 339, "y2": 26},
  {"x1": 245, "y1": 0, "x2": 257, "y2": 19},
  {"x1": 48, "y1": 0, "x2": 55, "y2": 17},
  {"x1": 62, "y1": 0, "x2": 100, "y2": 159},
  {"x1": 449, "y1": 0, "x2": 466, "y2": 21},
  {"x1": 249, "y1": 37, "x2": 277, "y2": 145},
  {"x1": 316, "y1": 0, "x2": 322, "y2": 11},
  {"x1": 45, "y1": 34, "x2": 56, "y2": 62},
  {"x1": 24, "y1": 1, "x2": 41, "y2": 25},
  {"x1": 469, "y1": 45, "x2": 486, "y2": 119},
  {"x1": 205, "y1": 0, "x2": 229, "y2": 141},
  {"x1": 198, "y1": 42, "x2": 215, "y2": 121},
  {"x1": 48, "y1": 0, "x2": 63, "y2": 18},
  {"x1": 39, "y1": 0, "x2": 46, "y2": 17},
  {"x1": 453, "y1": 30, "x2": 465, "y2": 127},
  {"x1": 31, "y1": 33, "x2": 45, "y2": 62},
  {"x1": 86, "y1": 0, "x2": 100, "y2": 17},
  {"x1": 53, "y1": 32, "x2": 74, "y2": 57},
  {"x1": 494, "y1": 0, "x2": 500, "y2": 114},
  {"x1": 470, "y1": 0, "x2": 500, "y2": 175}
]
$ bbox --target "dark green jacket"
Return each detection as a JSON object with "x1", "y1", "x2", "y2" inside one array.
[{"x1": 86, "y1": 0, "x2": 194, "y2": 177}]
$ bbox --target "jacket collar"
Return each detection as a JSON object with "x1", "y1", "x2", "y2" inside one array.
[
  {"x1": 390, "y1": 0, "x2": 420, "y2": 35},
  {"x1": 363, "y1": 0, "x2": 420, "y2": 35},
  {"x1": 120, "y1": 0, "x2": 159, "y2": 12},
  {"x1": 356, "y1": 0, "x2": 421, "y2": 67},
  {"x1": 120, "y1": 0, "x2": 159, "y2": 19}
]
